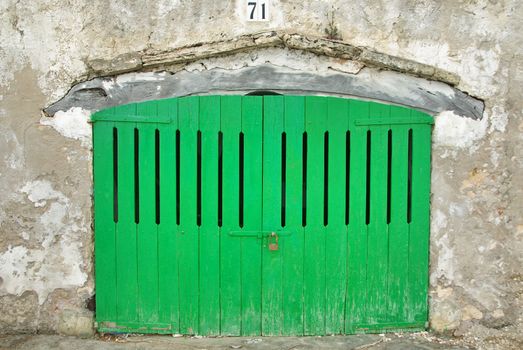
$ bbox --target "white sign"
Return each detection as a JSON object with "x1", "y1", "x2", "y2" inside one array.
[{"x1": 246, "y1": 0, "x2": 269, "y2": 21}]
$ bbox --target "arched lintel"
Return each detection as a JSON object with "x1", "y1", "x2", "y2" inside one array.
[{"x1": 44, "y1": 64, "x2": 483, "y2": 120}]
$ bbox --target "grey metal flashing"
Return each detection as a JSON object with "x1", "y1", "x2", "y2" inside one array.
[{"x1": 44, "y1": 64, "x2": 484, "y2": 120}]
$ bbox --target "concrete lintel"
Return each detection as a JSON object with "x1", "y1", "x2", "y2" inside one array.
[
  {"x1": 44, "y1": 64, "x2": 484, "y2": 120},
  {"x1": 85, "y1": 31, "x2": 460, "y2": 86}
]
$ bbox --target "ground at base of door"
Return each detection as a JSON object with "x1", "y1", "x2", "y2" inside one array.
[{"x1": 0, "y1": 332, "x2": 474, "y2": 350}]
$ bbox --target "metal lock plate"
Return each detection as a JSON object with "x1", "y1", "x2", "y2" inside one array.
[{"x1": 268, "y1": 232, "x2": 279, "y2": 251}]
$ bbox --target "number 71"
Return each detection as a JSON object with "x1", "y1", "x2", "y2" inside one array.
[{"x1": 247, "y1": 1, "x2": 268, "y2": 21}]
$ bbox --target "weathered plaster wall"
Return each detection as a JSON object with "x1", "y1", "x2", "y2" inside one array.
[{"x1": 0, "y1": 1, "x2": 521, "y2": 348}]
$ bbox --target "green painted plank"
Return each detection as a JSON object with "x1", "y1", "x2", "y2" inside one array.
[
  {"x1": 93, "y1": 120, "x2": 117, "y2": 323},
  {"x1": 98, "y1": 321, "x2": 172, "y2": 334},
  {"x1": 387, "y1": 106, "x2": 410, "y2": 324},
  {"x1": 345, "y1": 100, "x2": 369, "y2": 332},
  {"x1": 354, "y1": 116, "x2": 433, "y2": 126},
  {"x1": 157, "y1": 99, "x2": 179, "y2": 331},
  {"x1": 303, "y1": 96, "x2": 327, "y2": 335},
  {"x1": 408, "y1": 111, "x2": 431, "y2": 324},
  {"x1": 261, "y1": 96, "x2": 284, "y2": 335},
  {"x1": 199, "y1": 96, "x2": 221, "y2": 335},
  {"x1": 281, "y1": 96, "x2": 305, "y2": 335},
  {"x1": 115, "y1": 113, "x2": 138, "y2": 324},
  {"x1": 136, "y1": 102, "x2": 159, "y2": 324},
  {"x1": 325, "y1": 97, "x2": 349, "y2": 334},
  {"x1": 366, "y1": 103, "x2": 390, "y2": 325},
  {"x1": 178, "y1": 97, "x2": 200, "y2": 334},
  {"x1": 352, "y1": 321, "x2": 425, "y2": 333},
  {"x1": 220, "y1": 96, "x2": 242, "y2": 335},
  {"x1": 91, "y1": 112, "x2": 172, "y2": 123},
  {"x1": 91, "y1": 108, "x2": 113, "y2": 120},
  {"x1": 241, "y1": 96, "x2": 263, "y2": 335}
]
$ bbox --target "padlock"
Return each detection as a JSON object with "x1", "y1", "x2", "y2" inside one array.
[{"x1": 268, "y1": 232, "x2": 279, "y2": 251}]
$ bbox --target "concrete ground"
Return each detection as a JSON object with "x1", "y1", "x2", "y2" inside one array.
[{"x1": 0, "y1": 333, "x2": 472, "y2": 350}]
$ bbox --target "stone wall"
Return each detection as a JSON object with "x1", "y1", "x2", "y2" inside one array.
[{"x1": 0, "y1": 1, "x2": 521, "y2": 348}]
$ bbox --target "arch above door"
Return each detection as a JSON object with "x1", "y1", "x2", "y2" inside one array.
[{"x1": 44, "y1": 32, "x2": 483, "y2": 120}]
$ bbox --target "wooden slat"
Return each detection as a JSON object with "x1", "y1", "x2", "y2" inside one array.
[
  {"x1": 303, "y1": 96, "x2": 326, "y2": 335},
  {"x1": 199, "y1": 96, "x2": 221, "y2": 335},
  {"x1": 354, "y1": 116, "x2": 433, "y2": 126},
  {"x1": 387, "y1": 106, "x2": 410, "y2": 324},
  {"x1": 345, "y1": 100, "x2": 369, "y2": 332},
  {"x1": 325, "y1": 97, "x2": 349, "y2": 334},
  {"x1": 115, "y1": 111, "x2": 138, "y2": 324},
  {"x1": 136, "y1": 102, "x2": 159, "y2": 324},
  {"x1": 366, "y1": 103, "x2": 390, "y2": 325},
  {"x1": 91, "y1": 113, "x2": 172, "y2": 123},
  {"x1": 220, "y1": 96, "x2": 242, "y2": 335},
  {"x1": 261, "y1": 96, "x2": 284, "y2": 335},
  {"x1": 408, "y1": 111, "x2": 432, "y2": 324},
  {"x1": 93, "y1": 120, "x2": 117, "y2": 323},
  {"x1": 241, "y1": 96, "x2": 263, "y2": 335},
  {"x1": 281, "y1": 96, "x2": 305, "y2": 335},
  {"x1": 178, "y1": 97, "x2": 199, "y2": 334},
  {"x1": 157, "y1": 99, "x2": 179, "y2": 331}
]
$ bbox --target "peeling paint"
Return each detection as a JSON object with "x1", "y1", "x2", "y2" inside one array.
[
  {"x1": 489, "y1": 105, "x2": 509, "y2": 133},
  {"x1": 40, "y1": 107, "x2": 92, "y2": 148},
  {"x1": 116, "y1": 71, "x2": 169, "y2": 85},
  {"x1": 183, "y1": 47, "x2": 364, "y2": 75},
  {"x1": 1, "y1": 129, "x2": 24, "y2": 170},
  {"x1": 458, "y1": 45, "x2": 501, "y2": 98},
  {"x1": 21, "y1": 180, "x2": 67, "y2": 208},
  {"x1": 0, "y1": 180, "x2": 88, "y2": 304},
  {"x1": 432, "y1": 232, "x2": 455, "y2": 285},
  {"x1": 430, "y1": 209, "x2": 454, "y2": 286},
  {"x1": 433, "y1": 111, "x2": 488, "y2": 151}
]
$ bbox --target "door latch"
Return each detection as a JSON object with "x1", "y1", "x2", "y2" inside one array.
[{"x1": 268, "y1": 232, "x2": 279, "y2": 251}]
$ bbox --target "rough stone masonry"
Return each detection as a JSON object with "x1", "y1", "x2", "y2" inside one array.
[{"x1": 0, "y1": 1, "x2": 521, "y2": 349}]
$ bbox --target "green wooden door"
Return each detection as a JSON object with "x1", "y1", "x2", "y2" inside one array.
[{"x1": 92, "y1": 95, "x2": 433, "y2": 335}]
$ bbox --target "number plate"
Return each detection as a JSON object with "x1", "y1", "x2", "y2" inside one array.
[{"x1": 246, "y1": 0, "x2": 269, "y2": 21}]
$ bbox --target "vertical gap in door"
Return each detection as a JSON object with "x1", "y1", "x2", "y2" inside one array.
[
  {"x1": 365, "y1": 130, "x2": 371, "y2": 226},
  {"x1": 218, "y1": 132, "x2": 223, "y2": 227},
  {"x1": 197, "y1": 131, "x2": 202, "y2": 227},
  {"x1": 345, "y1": 131, "x2": 350, "y2": 225},
  {"x1": 155, "y1": 129, "x2": 160, "y2": 225},
  {"x1": 386, "y1": 130, "x2": 392, "y2": 224},
  {"x1": 302, "y1": 132, "x2": 307, "y2": 227},
  {"x1": 323, "y1": 132, "x2": 329, "y2": 227},
  {"x1": 113, "y1": 127, "x2": 119, "y2": 223},
  {"x1": 176, "y1": 129, "x2": 181, "y2": 225},
  {"x1": 281, "y1": 132, "x2": 287, "y2": 227},
  {"x1": 134, "y1": 128, "x2": 140, "y2": 224},
  {"x1": 407, "y1": 129, "x2": 413, "y2": 223},
  {"x1": 239, "y1": 132, "x2": 245, "y2": 228}
]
